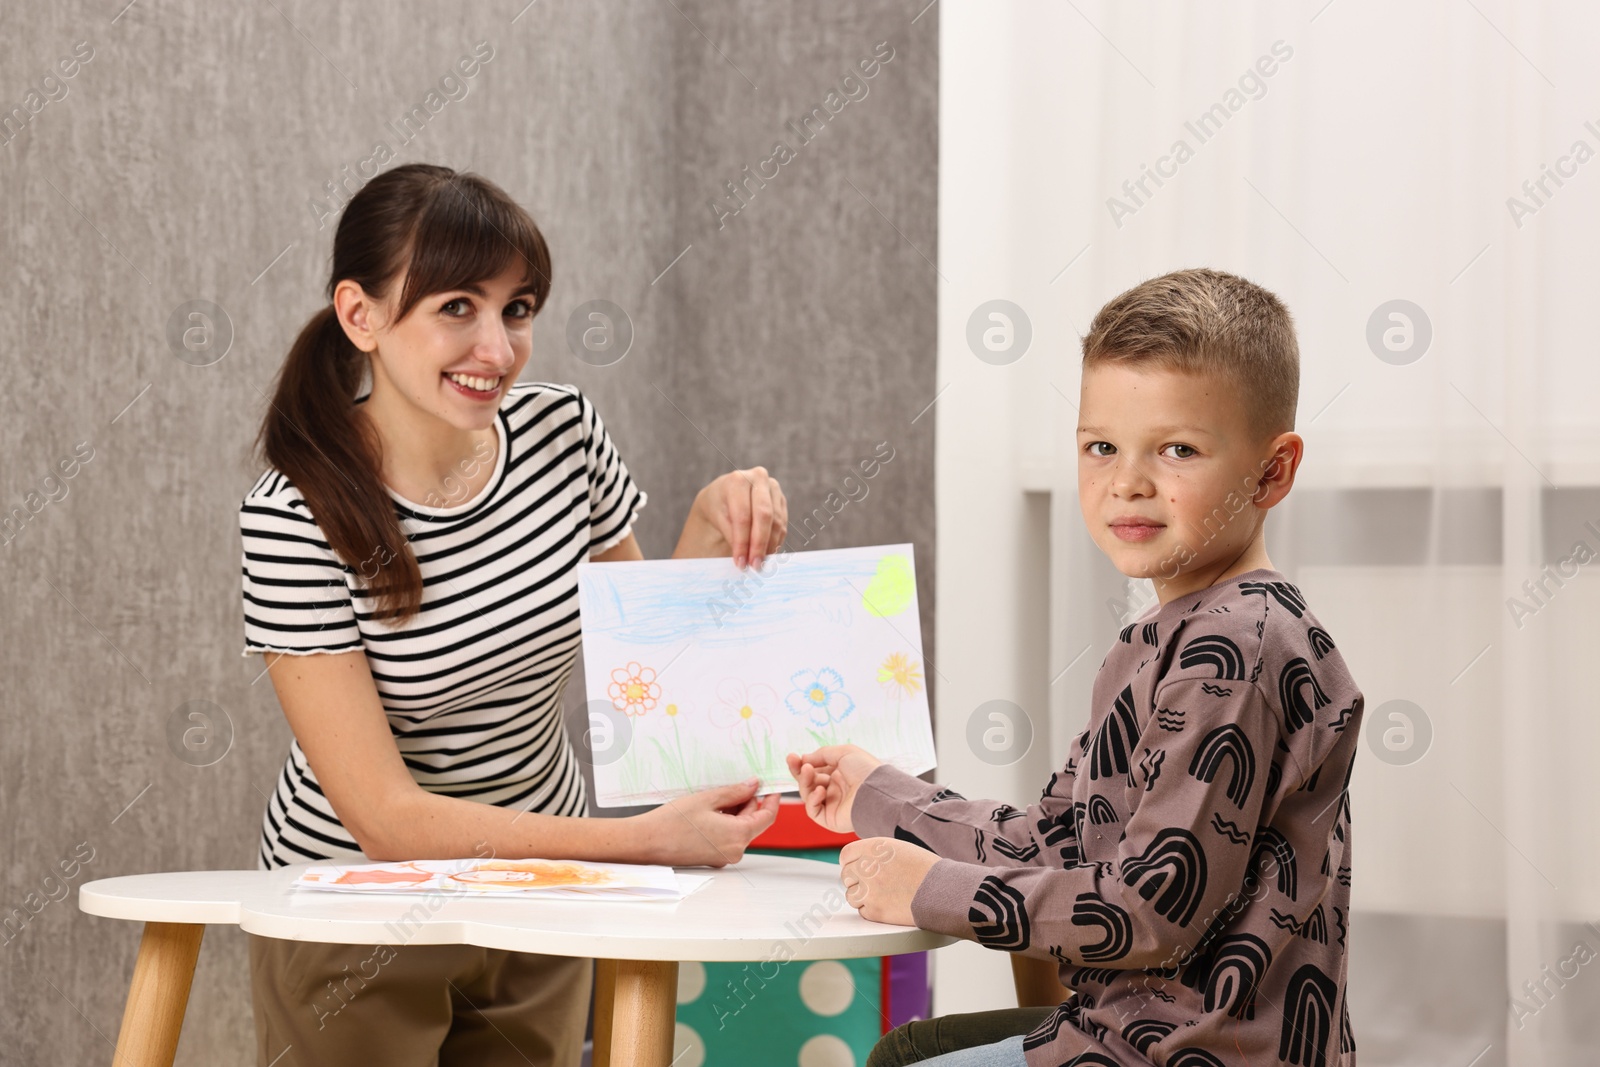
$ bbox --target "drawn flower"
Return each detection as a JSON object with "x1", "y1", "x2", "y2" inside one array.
[
  {"x1": 655, "y1": 699, "x2": 695, "y2": 793},
  {"x1": 608, "y1": 662, "x2": 661, "y2": 718},
  {"x1": 710, "y1": 679, "x2": 779, "y2": 740},
  {"x1": 786, "y1": 667, "x2": 855, "y2": 727},
  {"x1": 877, "y1": 652, "x2": 923, "y2": 697}
]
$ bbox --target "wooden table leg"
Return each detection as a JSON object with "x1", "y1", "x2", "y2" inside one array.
[
  {"x1": 111, "y1": 921, "x2": 205, "y2": 1067},
  {"x1": 592, "y1": 958, "x2": 617, "y2": 1067},
  {"x1": 1010, "y1": 953, "x2": 1072, "y2": 1008},
  {"x1": 607, "y1": 959, "x2": 678, "y2": 1067}
]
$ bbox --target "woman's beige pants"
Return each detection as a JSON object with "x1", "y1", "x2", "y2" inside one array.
[{"x1": 249, "y1": 933, "x2": 591, "y2": 1067}]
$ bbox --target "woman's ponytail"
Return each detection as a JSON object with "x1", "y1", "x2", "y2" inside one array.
[{"x1": 257, "y1": 303, "x2": 422, "y2": 623}]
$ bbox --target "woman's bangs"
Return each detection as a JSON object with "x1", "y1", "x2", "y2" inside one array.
[{"x1": 394, "y1": 179, "x2": 552, "y2": 320}]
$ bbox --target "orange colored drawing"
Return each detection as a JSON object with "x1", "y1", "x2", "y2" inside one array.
[
  {"x1": 332, "y1": 862, "x2": 432, "y2": 886},
  {"x1": 607, "y1": 662, "x2": 661, "y2": 717},
  {"x1": 444, "y1": 860, "x2": 619, "y2": 890}
]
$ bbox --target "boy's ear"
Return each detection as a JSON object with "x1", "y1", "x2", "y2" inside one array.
[{"x1": 1251, "y1": 432, "x2": 1304, "y2": 508}]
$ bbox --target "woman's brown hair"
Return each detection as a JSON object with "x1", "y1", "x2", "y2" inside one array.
[{"x1": 253, "y1": 163, "x2": 553, "y2": 624}]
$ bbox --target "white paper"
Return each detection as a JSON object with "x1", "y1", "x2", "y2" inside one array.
[
  {"x1": 577, "y1": 543, "x2": 937, "y2": 806},
  {"x1": 292, "y1": 858, "x2": 685, "y2": 900},
  {"x1": 674, "y1": 873, "x2": 713, "y2": 898}
]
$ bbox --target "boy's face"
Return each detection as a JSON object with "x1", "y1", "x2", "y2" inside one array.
[{"x1": 1077, "y1": 362, "x2": 1287, "y2": 594}]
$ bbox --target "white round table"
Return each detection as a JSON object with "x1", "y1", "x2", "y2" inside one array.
[{"x1": 79, "y1": 852, "x2": 954, "y2": 1067}]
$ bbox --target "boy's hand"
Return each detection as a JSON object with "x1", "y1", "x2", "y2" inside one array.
[
  {"x1": 839, "y1": 837, "x2": 940, "y2": 926},
  {"x1": 786, "y1": 745, "x2": 883, "y2": 834}
]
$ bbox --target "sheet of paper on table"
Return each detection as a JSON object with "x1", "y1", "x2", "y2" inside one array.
[
  {"x1": 292, "y1": 858, "x2": 707, "y2": 901},
  {"x1": 577, "y1": 542, "x2": 937, "y2": 807}
]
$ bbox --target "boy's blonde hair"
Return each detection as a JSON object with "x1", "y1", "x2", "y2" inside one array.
[{"x1": 1080, "y1": 268, "x2": 1299, "y2": 438}]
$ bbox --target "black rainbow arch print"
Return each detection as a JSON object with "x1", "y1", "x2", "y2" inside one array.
[
  {"x1": 1120, "y1": 828, "x2": 1209, "y2": 927},
  {"x1": 1070, "y1": 892, "x2": 1135, "y2": 963},
  {"x1": 1087, "y1": 794, "x2": 1119, "y2": 826},
  {"x1": 1070, "y1": 965, "x2": 1120, "y2": 988},
  {"x1": 1239, "y1": 579, "x2": 1309, "y2": 617},
  {"x1": 1178, "y1": 633, "x2": 1249, "y2": 680},
  {"x1": 1036, "y1": 805, "x2": 1083, "y2": 866},
  {"x1": 990, "y1": 834, "x2": 1039, "y2": 862},
  {"x1": 1250, "y1": 826, "x2": 1298, "y2": 901},
  {"x1": 1188, "y1": 722, "x2": 1258, "y2": 807},
  {"x1": 1279, "y1": 963, "x2": 1340, "y2": 1067},
  {"x1": 1121, "y1": 1017, "x2": 1178, "y2": 1055},
  {"x1": 968, "y1": 875, "x2": 1031, "y2": 951},
  {"x1": 1201, "y1": 932, "x2": 1274, "y2": 1020},
  {"x1": 1279, "y1": 656, "x2": 1331, "y2": 733},
  {"x1": 1088, "y1": 685, "x2": 1141, "y2": 781}
]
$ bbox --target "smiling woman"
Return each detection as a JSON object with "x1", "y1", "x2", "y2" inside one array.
[{"x1": 241, "y1": 163, "x2": 788, "y2": 1067}]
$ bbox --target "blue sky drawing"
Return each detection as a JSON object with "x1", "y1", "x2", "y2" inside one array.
[{"x1": 578, "y1": 547, "x2": 915, "y2": 648}]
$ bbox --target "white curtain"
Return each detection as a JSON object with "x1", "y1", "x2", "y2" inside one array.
[{"x1": 933, "y1": 3, "x2": 1600, "y2": 1064}]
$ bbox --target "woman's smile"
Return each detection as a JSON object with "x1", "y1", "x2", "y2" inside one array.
[{"x1": 443, "y1": 371, "x2": 503, "y2": 400}]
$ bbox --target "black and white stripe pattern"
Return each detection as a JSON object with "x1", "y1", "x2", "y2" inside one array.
[{"x1": 240, "y1": 382, "x2": 647, "y2": 869}]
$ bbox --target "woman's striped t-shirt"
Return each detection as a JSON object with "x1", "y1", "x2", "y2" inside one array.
[{"x1": 239, "y1": 382, "x2": 646, "y2": 870}]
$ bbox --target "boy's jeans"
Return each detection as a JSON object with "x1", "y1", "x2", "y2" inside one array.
[
  {"x1": 866, "y1": 1007, "x2": 1054, "y2": 1067},
  {"x1": 914, "y1": 1036, "x2": 1027, "y2": 1066}
]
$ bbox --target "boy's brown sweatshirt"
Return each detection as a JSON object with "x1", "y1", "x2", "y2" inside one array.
[{"x1": 853, "y1": 569, "x2": 1362, "y2": 1067}]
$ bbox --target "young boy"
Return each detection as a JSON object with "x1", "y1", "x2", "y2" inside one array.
[{"x1": 788, "y1": 269, "x2": 1362, "y2": 1067}]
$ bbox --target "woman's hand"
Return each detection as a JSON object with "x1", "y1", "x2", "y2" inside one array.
[
  {"x1": 786, "y1": 745, "x2": 883, "y2": 835},
  {"x1": 632, "y1": 779, "x2": 779, "y2": 868},
  {"x1": 674, "y1": 467, "x2": 788, "y2": 570},
  {"x1": 839, "y1": 837, "x2": 940, "y2": 926}
]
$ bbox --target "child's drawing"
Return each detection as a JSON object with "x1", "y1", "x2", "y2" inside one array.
[
  {"x1": 647, "y1": 699, "x2": 695, "y2": 793},
  {"x1": 328, "y1": 862, "x2": 434, "y2": 887},
  {"x1": 861, "y1": 554, "x2": 916, "y2": 616},
  {"x1": 293, "y1": 858, "x2": 685, "y2": 899},
  {"x1": 608, "y1": 661, "x2": 660, "y2": 717},
  {"x1": 878, "y1": 652, "x2": 923, "y2": 697},
  {"x1": 710, "y1": 679, "x2": 780, "y2": 778},
  {"x1": 577, "y1": 543, "x2": 937, "y2": 806},
  {"x1": 877, "y1": 651, "x2": 924, "y2": 744},
  {"x1": 786, "y1": 667, "x2": 855, "y2": 727},
  {"x1": 444, "y1": 860, "x2": 613, "y2": 890}
]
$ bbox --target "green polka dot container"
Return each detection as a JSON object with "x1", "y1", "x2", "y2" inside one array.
[{"x1": 671, "y1": 841, "x2": 929, "y2": 1067}]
